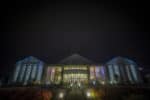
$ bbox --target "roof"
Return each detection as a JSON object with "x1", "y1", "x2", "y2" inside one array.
[
  {"x1": 16, "y1": 56, "x2": 44, "y2": 64},
  {"x1": 59, "y1": 54, "x2": 95, "y2": 65},
  {"x1": 106, "y1": 56, "x2": 137, "y2": 65}
]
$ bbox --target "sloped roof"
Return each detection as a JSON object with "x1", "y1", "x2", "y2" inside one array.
[
  {"x1": 106, "y1": 56, "x2": 137, "y2": 65},
  {"x1": 16, "y1": 56, "x2": 44, "y2": 64},
  {"x1": 59, "y1": 54, "x2": 95, "y2": 65}
]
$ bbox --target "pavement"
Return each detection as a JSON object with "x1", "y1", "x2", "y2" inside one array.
[{"x1": 65, "y1": 88, "x2": 86, "y2": 100}]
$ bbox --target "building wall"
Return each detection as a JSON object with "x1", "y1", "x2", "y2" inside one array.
[
  {"x1": 45, "y1": 66, "x2": 62, "y2": 85},
  {"x1": 106, "y1": 64, "x2": 141, "y2": 84},
  {"x1": 11, "y1": 57, "x2": 44, "y2": 85},
  {"x1": 10, "y1": 56, "x2": 142, "y2": 85}
]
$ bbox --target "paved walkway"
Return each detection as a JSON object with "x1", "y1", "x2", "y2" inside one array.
[{"x1": 65, "y1": 88, "x2": 86, "y2": 100}]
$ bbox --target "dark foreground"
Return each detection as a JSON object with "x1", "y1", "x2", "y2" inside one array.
[{"x1": 0, "y1": 85, "x2": 150, "y2": 100}]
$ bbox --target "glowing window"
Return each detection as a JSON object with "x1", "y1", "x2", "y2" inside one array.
[
  {"x1": 100, "y1": 66, "x2": 105, "y2": 80},
  {"x1": 95, "y1": 67, "x2": 101, "y2": 78},
  {"x1": 90, "y1": 67, "x2": 95, "y2": 80}
]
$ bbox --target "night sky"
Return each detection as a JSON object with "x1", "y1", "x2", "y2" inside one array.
[{"x1": 1, "y1": 0, "x2": 150, "y2": 76}]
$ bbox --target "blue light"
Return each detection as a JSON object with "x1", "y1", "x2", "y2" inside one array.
[
  {"x1": 126, "y1": 65, "x2": 133, "y2": 83},
  {"x1": 36, "y1": 62, "x2": 44, "y2": 81},
  {"x1": 95, "y1": 66, "x2": 100, "y2": 78},
  {"x1": 31, "y1": 64, "x2": 37, "y2": 81},
  {"x1": 100, "y1": 66, "x2": 105, "y2": 80},
  {"x1": 114, "y1": 65, "x2": 120, "y2": 79},
  {"x1": 130, "y1": 65, "x2": 138, "y2": 82},
  {"x1": 19, "y1": 64, "x2": 27, "y2": 82},
  {"x1": 13, "y1": 63, "x2": 21, "y2": 82},
  {"x1": 100, "y1": 66, "x2": 105, "y2": 75},
  {"x1": 108, "y1": 65, "x2": 114, "y2": 84},
  {"x1": 24, "y1": 64, "x2": 32, "y2": 85}
]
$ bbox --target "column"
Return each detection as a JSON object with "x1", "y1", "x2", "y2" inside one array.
[
  {"x1": 125, "y1": 65, "x2": 133, "y2": 83},
  {"x1": 36, "y1": 62, "x2": 44, "y2": 83},
  {"x1": 108, "y1": 64, "x2": 114, "y2": 84},
  {"x1": 19, "y1": 64, "x2": 27, "y2": 82},
  {"x1": 130, "y1": 64, "x2": 138, "y2": 83},
  {"x1": 30, "y1": 64, "x2": 37, "y2": 81},
  {"x1": 24, "y1": 64, "x2": 32, "y2": 85},
  {"x1": 13, "y1": 62, "x2": 21, "y2": 82},
  {"x1": 113, "y1": 65, "x2": 120, "y2": 83}
]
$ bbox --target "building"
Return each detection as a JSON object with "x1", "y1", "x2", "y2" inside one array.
[
  {"x1": 10, "y1": 56, "x2": 44, "y2": 85},
  {"x1": 9, "y1": 54, "x2": 143, "y2": 86}
]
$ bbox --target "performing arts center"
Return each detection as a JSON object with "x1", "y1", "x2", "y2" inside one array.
[{"x1": 9, "y1": 54, "x2": 143, "y2": 86}]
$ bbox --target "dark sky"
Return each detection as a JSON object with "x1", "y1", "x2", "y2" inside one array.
[{"x1": 1, "y1": 0, "x2": 150, "y2": 76}]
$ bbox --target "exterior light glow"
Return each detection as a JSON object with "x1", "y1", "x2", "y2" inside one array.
[
  {"x1": 101, "y1": 81, "x2": 105, "y2": 85},
  {"x1": 59, "y1": 92, "x2": 64, "y2": 99},
  {"x1": 86, "y1": 91, "x2": 91, "y2": 97},
  {"x1": 92, "y1": 80, "x2": 96, "y2": 85}
]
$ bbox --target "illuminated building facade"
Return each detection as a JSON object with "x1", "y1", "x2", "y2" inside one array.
[
  {"x1": 106, "y1": 57, "x2": 142, "y2": 84},
  {"x1": 10, "y1": 56, "x2": 44, "y2": 85},
  {"x1": 10, "y1": 54, "x2": 142, "y2": 86}
]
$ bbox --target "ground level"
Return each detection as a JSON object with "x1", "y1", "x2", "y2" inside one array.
[{"x1": 0, "y1": 85, "x2": 150, "y2": 100}]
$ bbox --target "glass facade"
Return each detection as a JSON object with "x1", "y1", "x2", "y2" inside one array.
[
  {"x1": 89, "y1": 66, "x2": 106, "y2": 84},
  {"x1": 63, "y1": 66, "x2": 88, "y2": 84},
  {"x1": 90, "y1": 67, "x2": 96, "y2": 80},
  {"x1": 46, "y1": 66, "x2": 62, "y2": 84}
]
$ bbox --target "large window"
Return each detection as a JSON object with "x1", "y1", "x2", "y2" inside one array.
[
  {"x1": 64, "y1": 66, "x2": 87, "y2": 70},
  {"x1": 63, "y1": 65, "x2": 88, "y2": 83},
  {"x1": 90, "y1": 66, "x2": 105, "y2": 82},
  {"x1": 90, "y1": 67, "x2": 95, "y2": 80},
  {"x1": 46, "y1": 66, "x2": 62, "y2": 84},
  {"x1": 63, "y1": 73, "x2": 88, "y2": 82}
]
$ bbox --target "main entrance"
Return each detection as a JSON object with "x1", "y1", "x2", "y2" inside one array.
[{"x1": 63, "y1": 66, "x2": 89, "y2": 87}]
